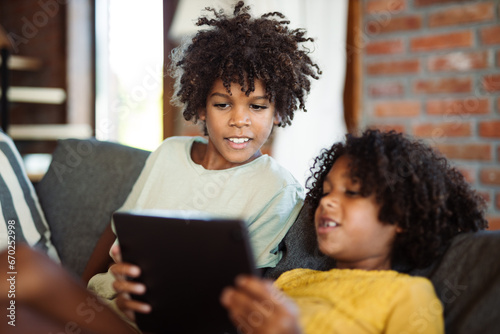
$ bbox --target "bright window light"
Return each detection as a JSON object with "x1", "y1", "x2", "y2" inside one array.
[{"x1": 95, "y1": 0, "x2": 163, "y2": 151}]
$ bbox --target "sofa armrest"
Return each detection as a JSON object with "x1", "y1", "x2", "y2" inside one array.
[{"x1": 35, "y1": 138, "x2": 150, "y2": 277}]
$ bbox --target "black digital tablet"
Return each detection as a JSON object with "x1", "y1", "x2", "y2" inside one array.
[{"x1": 113, "y1": 210, "x2": 257, "y2": 334}]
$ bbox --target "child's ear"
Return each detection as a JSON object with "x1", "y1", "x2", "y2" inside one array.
[
  {"x1": 198, "y1": 108, "x2": 206, "y2": 121},
  {"x1": 273, "y1": 112, "x2": 282, "y2": 125},
  {"x1": 396, "y1": 226, "x2": 403, "y2": 233}
]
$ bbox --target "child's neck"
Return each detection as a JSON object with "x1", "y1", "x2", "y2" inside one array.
[
  {"x1": 191, "y1": 141, "x2": 206, "y2": 166},
  {"x1": 336, "y1": 258, "x2": 392, "y2": 271}
]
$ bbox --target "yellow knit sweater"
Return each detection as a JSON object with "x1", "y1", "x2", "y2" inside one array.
[{"x1": 275, "y1": 268, "x2": 444, "y2": 334}]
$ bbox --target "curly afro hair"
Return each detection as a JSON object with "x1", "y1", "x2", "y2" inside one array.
[
  {"x1": 169, "y1": 1, "x2": 321, "y2": 128},
  {"x1": 306, "y1": 129, "x2": 488, "y2": 269}
]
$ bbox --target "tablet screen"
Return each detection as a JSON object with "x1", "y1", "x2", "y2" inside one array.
[{"x1": 114, "y1": 210, "x2": 257, "y2": 334}]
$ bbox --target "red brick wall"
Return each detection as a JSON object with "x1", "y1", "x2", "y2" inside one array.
[{"x1": 360, "y1": 0, "x2": 500, "y2": 229}]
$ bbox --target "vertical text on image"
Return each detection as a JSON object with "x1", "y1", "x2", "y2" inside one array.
[{"x1": 6, "y1": 219, "x2": 17, "y2": 327}]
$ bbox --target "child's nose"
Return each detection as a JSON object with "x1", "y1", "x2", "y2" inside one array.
[
  {"x1": 230, "y1": 108, "x2": 250, "y2": 127},
  {"x1": 320, "y1": 193, "x2": 339, "y2": 209}
]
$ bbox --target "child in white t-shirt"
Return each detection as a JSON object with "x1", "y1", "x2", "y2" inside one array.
[{"x1": 94, "y1": 0, "x2": 322, "y2": 323}]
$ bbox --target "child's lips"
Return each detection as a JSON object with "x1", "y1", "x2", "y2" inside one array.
[
  {"x1": 226, "y1": 137, "x2": 251, "y2": 149},
  {"x1": 316, "y1": 218, "x2": 340, "y2": 233}
]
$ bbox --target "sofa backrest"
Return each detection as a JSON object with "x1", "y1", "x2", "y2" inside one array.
[{"x1": 35, "y1": 138, "x2": 150, "y2": 278}]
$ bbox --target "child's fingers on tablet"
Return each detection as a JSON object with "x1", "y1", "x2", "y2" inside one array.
[
  {"x1": 221, "y1": 286, "x2": 297, "y2": 334},
  {"x1": 110, "y1": 262, "x2": 141, "y2": 278},
  {"x1": 220, "y1": 287, "x2": 257, "y2": 319},
  {"x1": 234, "y1": 275, "x2": 277, "y2": 301},
  {"x1": 110, "y1": 244, "x2": 122, "y2": 263},
  {"x1": 221, "y1": 284, "x2": 275, "y2": 317},
  {"x1": 121, "y1": 297, "x2": 151, "y2": 313},
  {"x1": 115, "y1": 292, "x2": 136, "y2": 321},
  {"x1": 113, "y1": 277, "x2": 146, "y2": 295},
  {"x1": 116, "y1": 293, "x2": 152, "y2": 320}
]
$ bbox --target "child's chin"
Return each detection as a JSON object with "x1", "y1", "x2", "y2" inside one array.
[
  {"x1": 226, "y1": 153, "x2": 258, "y2": 164},
  {"x1": 316, "y1": 241, "x2": 329, "y2": 256}
]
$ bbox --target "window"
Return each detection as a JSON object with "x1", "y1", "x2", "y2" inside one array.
[{"x1": 95, "y1": 0, "x2": 164, "y2": 151}]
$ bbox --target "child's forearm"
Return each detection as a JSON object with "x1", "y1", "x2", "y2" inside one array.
[{"x1": 82, "y1": 223, "x2": 116, "y2": 284}]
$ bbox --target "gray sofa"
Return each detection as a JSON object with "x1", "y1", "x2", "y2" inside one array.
[{"x1": 35, "y1": 138, "x2": 500, "y2": 334}]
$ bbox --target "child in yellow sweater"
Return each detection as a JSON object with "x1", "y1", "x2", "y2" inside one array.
[{"x1": 221, "y1": 129, "x2": 487, "y2": 334}]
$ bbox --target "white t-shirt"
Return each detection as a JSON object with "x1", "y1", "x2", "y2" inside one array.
[{"x1": 116, "y1": 136, "x2": 304, "y2": 268}]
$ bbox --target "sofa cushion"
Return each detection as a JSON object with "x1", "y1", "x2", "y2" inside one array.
[
  {"x1": 409, "y1": 231, "x2": 500, "y2": 334},
  {"x1": 35, "y1": 138, "x2": 150, "y2": 277},
  {"x1": 0, "y1": 130, "x2": 60, "y2": 261}
]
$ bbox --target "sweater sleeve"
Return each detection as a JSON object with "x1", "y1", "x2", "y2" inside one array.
[{"x1": 385, "y1": 278, "x2": 444, "y2": 334}]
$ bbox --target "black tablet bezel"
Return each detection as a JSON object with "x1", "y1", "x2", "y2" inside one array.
[{"x1": 113, "y1": 210, "x2": 257, "y2": 334}]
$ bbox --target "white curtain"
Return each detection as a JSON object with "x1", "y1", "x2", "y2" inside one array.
[{"x1": 170, "y1": 0, "x2": 348, "y2": 186}]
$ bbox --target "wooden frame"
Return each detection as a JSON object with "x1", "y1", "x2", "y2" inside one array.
[
  {"x1": 343, "y1": 0, "x2": 363, "y2": 133},
  {"x1": 162, "y1": 0, "x2": 179, "y2": 139}
]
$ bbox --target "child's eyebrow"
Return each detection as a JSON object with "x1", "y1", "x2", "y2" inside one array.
[
  {"x1": 209, "y1": 92, "x2": 269, "y2": 101},
  {"x1": 340, "y1": 172, "x2": 359, "y2": 184},
  {"x1": 209, "y1": 92, "x2": 231, "y2": 99}
]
